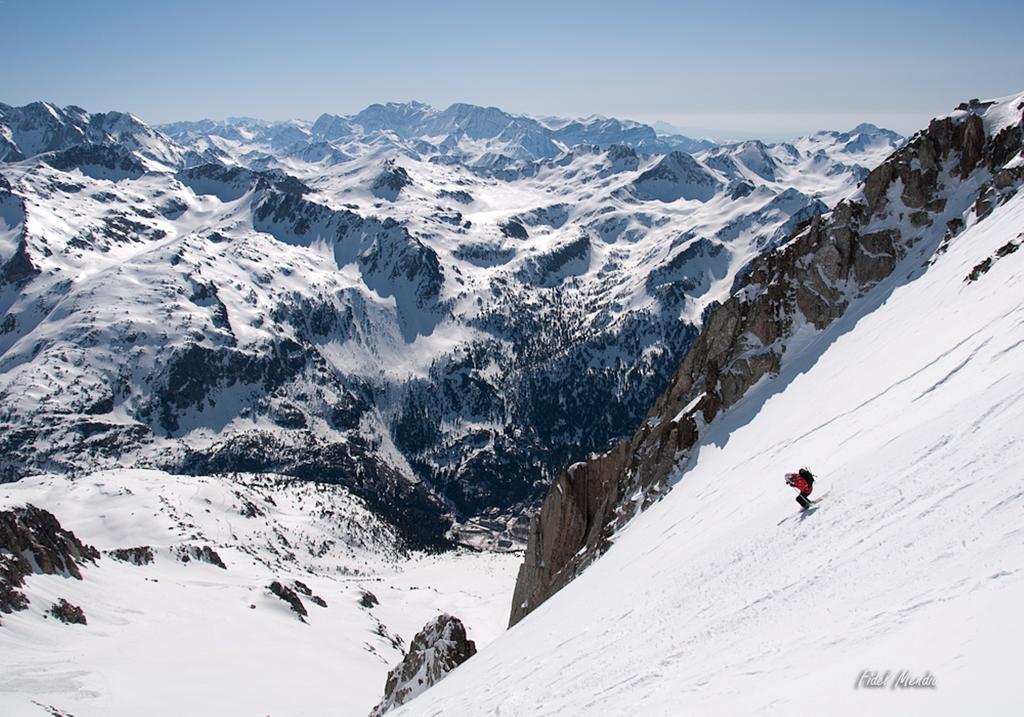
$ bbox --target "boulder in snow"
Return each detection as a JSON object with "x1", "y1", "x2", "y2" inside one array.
[{"x1": 49, "y1": 598, "x2": 87, "y2": 625}]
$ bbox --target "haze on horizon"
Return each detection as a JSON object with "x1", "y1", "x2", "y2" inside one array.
[{"x1": 2, "y1": 0, "x2": 1021, "y2": 141}]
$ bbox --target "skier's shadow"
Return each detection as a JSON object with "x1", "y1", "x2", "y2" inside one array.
[{"x1": 799, "y1": 506, "x2": 820, "y2": 520}]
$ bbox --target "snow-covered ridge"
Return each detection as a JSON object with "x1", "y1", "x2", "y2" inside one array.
[{"x1": 0, "y1": 101, "x2": 190, "y2": 170}]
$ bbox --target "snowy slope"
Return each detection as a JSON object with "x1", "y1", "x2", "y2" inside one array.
[
  {"x1": 0, "y1": 101, "x2": 190, "y2": 170},
  {"x1": 0, "y1": 469, "x2": 518, "y2": 716},
  {"x1": 393, "y1": 138, "x2": 1024, "y2": 714}
]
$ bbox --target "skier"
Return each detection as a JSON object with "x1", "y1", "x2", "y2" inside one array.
[{"x1": 785, "y1": 468, "x2": 816, "y2": 509}]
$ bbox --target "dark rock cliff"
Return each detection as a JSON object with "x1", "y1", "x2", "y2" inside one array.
[
  {"x1": 509, "y1": 97, "x2": 1024, "y2": 626},
  {"x1": 0, "y1": 505, "x2": 100, "y2": 620}
]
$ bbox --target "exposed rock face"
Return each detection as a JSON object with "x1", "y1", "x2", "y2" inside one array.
[
  {"x1": 371, "y1": 159, "x2": 413, "y2": 201},
  {"x1": 49, "y1": 598, "x2": 87, "y2": 625},
  {"x1": 0, "y1": 505, "x2": 99, "y2": 620},
  {"x1": 516, "y1": 232, "x2": 591, "y2": 287},
  {"x1": 291, "y1": 579, "x2": 327, "y2": 607},
  {"x1": 370, "y1": 613, "x2": 477, "y2": 716},
  {"x1": 499, "y1": 219, "x2": 529, "y2": 239},
  {"x1": 965, "y1": 238, "x2": 1020, "y2": 282},
  {"x1": 105, "y1": 546, "x2": 155, "y2": 565},
  {"x1": 43, "y1": 143, "x2": 147, "y2": 179},
  {"x1": 268, "y1": 580, "x2": 308, "y2": 621},
  {"x1": 509, "y1": 97, "x2": 1024, "y2": 626},
  {"x1": 0, "y1": 178, "x2": 33, "y2": 287},
  {"x1": 173, "y1": 544, "x2": 227, "y2": 569},
  {"x1": 0, "y1": 238, "x2": 38, "y2": 286}
]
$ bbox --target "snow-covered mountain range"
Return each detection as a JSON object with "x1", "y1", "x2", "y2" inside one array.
[
  {"x1": 0, "y1": 100, "x2": 902, "y2": 551},
  {"x1": 2, "y1": 88, "x2": 1021, "y2": 717},
  {"x1": 160, "y1": 101, "x2": 720, "y2": 167}
]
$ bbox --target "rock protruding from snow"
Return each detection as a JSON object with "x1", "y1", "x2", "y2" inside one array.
[
  {"x1": 48, "y1": 598, "x2": 87, "y2": 625},
  {"x1": 371, "y1": 159, "x2": 413, "y2": 201},
  {"x1": 173, "y1": 544, "x2": 227, "y2": 569},
  {"x1": 370, "y1": 613, "x2": 477, "y2": 716},
  {"x1": 509, "y1": 92, "x2": 1024, "y2": 626},
  {"x1": 269, "y1": 580, "x2": 309, "y2": 622},
  {"x1": 292, "y1": 579, "x2": 328, "y2": 607},
  {"x1": 105, "y1": 546, "x2": 155, "y2": 565},
  {"x1": 0, "y1": 505, "x2": 99, "y2": 619}
]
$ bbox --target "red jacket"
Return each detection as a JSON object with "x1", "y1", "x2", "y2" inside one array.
[{"x1": 786, "y1": 473, "x2": 812, "y2": 495}]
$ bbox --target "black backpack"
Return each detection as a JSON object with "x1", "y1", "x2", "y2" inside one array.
[{"x1": 798, "y1": 468, "x2": 815, "y2": 486}]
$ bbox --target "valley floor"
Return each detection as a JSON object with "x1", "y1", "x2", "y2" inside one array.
[{"x1": 0, "y1": 470, "x2": 519, "y2": 717}]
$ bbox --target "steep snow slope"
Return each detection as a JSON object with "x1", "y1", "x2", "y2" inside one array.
[
  {"x1": 0, "y1": 470, "x2": 518, "y2": 716},
  {"x1": 394, "y1": 154, "x2": 1024, "y2": 714}
]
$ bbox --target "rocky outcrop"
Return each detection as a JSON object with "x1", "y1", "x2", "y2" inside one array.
[
  {"x1": 0, "y1": 505, "x2": 99, "y2": 621},
  {"x1": 292, "y1": 579, "x2": 327, "y2": 608},
  {"x1": 0, "y1": 238, "x2": 38, "y2": 287},
  {"x1": 105, "y1": 546, "x2": 155, "y2": 565},
  {"x1": 499, "y1": 219, "x2": 529, "y2": 239},
  {"x1": 268, "y1": 580, "x2": 308, "y2": 621},
  {"x1": 49, "y1": 598, "x2": 87, "y2": 625},
  {"x1": 176, "y1": 162, "x2": 310, "y2": 202},
  {"x1": 44, "y1": 143, "x2": 147, "y2": 179},
  {"x1": 516, "y1": 232, "x2": 591, "y2": 286},
  {"x1": 173, "y1": 544, "x2": 227, "y2": 569},
  {"x1": 371, "y1": 159, "x2": 413, "y2": 201},
  {"x1": 0, "y1": 179, "x2": 34, "y2": 288},
  {"x1": 370, "y1": 613, "x2": 477, "y2": 716},
  {"x1": 509, "y1": 96, "x2": 1024, "y2": 626},
  {"x1": 965, "y1": 238, "x2": 1020, "y2": 282}
]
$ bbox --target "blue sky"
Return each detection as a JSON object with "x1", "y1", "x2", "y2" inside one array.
[{"x1": 2, "y1": 0, "x2": 1021, "y2": 140}]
